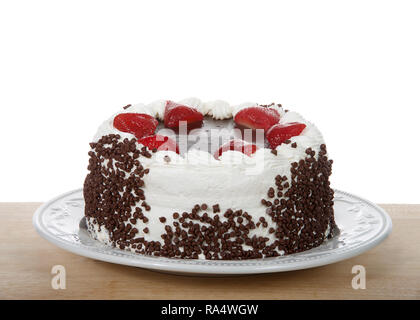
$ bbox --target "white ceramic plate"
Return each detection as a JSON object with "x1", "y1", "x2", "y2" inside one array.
[{"x1": 33, "y1": 189, "x2": 392, "y2": 275}]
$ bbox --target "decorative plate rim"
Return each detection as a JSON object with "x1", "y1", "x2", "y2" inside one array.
[{"x1": 33, "y1": 188, "x2": 392, "y2": 275}]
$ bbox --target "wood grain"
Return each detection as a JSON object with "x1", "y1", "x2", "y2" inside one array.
[{"x1": 0, "y1": 203, "x2": 419, "y2": 299}]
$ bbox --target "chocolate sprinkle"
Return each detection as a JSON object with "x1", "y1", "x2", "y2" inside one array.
[{"x1": 84, "y1": 134, "x2": 151, "y2": 247}]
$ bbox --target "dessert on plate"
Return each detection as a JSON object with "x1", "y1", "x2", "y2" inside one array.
[{"x1": 84, "y1": 98, "x2": 337, "y2": 260}]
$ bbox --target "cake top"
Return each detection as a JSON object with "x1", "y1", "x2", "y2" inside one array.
[{"x1": 92, "y1": 97, "x2": 325, "y2": 167}]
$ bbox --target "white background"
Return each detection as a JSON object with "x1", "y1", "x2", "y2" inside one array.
[{"x1": 0, "y1": 0, "x2": 419, "y2": 203}]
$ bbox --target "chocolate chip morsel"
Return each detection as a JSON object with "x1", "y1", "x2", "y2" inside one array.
[
  {"x1": 123, "y1": 104, "x2": 132, "y2": 109},
  {"x1": 259, "y1": 103, "x2": 275, "y2": 108},
  {"x1": 212, "y1": 204, "x2": 220, "y2": 213},
  {"x1": 140, "y1": 147, "x2": 152, "y2": 158}
]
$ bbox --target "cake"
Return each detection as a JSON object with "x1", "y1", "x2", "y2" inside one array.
[{"x1": 84, "y1": 98, "x2": 337, "y2": 260}]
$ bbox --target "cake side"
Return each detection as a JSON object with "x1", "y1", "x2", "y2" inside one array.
[{"x1": 84, "y1": 99, "x2": 336, "y2": 259}]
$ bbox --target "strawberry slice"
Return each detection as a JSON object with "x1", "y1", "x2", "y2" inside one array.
[
  {"x1": 138, "y1": 135, "x2": 179, "y2": 154},
  {"x1": 164, "y1": 100, "x2": 204, "y2": 129},
  {"x1": 234, "y1": 106, "x2": 280, "y2": 131},
  {"x1": 266, "y1": 122, "x2": 306, "y2": 149},
  {"x1": 214, "y1": 139, "x2": 258, "y2": 159},
  {"x1": 113, "y1": 113, "x2": 158, "y2": 139}
]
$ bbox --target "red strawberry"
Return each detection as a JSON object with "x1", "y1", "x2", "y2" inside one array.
[
  {"x1": 113, "y1": 113, "x2": 158, "y2": 139},
  {"x1": 164, "y1": 100, "x2": 204, "y2": 129},
  {"x1": 234, "y1": 106, "x2": 280, "y2": 131},
  {"x1": 138, "y1": 135, "x2": 179, "y2": 154},
  {"x1": 266, "y1": 122, "x2": 306, "y2": 149},
  {"x1": 214, "y1": 139, "x2": 258, "y2": 159}
]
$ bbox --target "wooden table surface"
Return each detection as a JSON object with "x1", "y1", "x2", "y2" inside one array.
[{"x1": 0, "y1": 203, "x2": 419, "y2": 300}]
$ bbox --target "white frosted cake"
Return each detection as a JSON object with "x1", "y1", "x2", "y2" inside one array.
[{"x1": 84, "y1": 98, "x2": 336, "y2": 259}]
